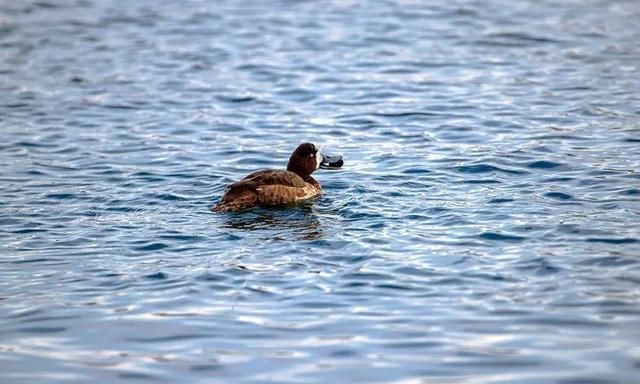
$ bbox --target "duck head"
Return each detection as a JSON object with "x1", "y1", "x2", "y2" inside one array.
[{"x1": 287, "y1": 143, "x2": 344, "y2": 179}]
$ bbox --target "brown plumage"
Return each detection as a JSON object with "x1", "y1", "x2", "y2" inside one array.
[{"x1": 212, "y1": 143, "x2": 343, "y2": 212}]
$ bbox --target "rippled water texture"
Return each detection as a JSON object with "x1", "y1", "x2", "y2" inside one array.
[{"x1": 2, "y1": 0, "x2": 640, "y2": 383}]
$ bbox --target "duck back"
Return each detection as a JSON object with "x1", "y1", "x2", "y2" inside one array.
[{"x1": 212, "y1": 170, "x2": 320, "y2": 212}]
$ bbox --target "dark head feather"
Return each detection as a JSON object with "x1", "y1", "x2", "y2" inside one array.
[{"x1": 287, "y1": 143, "x2": 319, "y2": 179}]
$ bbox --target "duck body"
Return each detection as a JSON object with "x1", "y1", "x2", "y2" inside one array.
[
  {"x1": 212, "y1": 170, "x2": 321, "y2": 212},
  {"x1": 212, "y1": 143, "x2": 343, "y2": 213}
]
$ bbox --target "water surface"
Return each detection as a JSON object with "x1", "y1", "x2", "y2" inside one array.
[{"x1": 1, "y1": 0, "x2": 640, "y2": 383}]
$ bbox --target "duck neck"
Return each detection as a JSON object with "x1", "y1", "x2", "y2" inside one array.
[
  {"x1": 287, "y1": 164, "x2": 312, "y2": 181},
  {"x1": 305, "y1": 176, "x2": 320, "y2": 188}
]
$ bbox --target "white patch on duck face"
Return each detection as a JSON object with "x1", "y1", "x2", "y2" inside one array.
[{"x1": 315, "y1": 146, "x2": 323, "y2": 169}]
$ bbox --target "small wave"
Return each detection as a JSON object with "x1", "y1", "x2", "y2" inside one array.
[{"x1": 479, "y1": 232, "x2": 527, "y2": 242}]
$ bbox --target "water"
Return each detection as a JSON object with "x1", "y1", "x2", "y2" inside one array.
[{"x1": 1, "y1": 0, "x2": 640, "y2": 382}]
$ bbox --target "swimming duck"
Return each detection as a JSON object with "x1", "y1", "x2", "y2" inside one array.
[{"x1": 212, "y1": 143, "x2": 343, "y2": 212}]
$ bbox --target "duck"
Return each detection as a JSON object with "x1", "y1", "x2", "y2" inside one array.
[{"x1": 212, "y1": 143, "x2": 343, "y2": 212}]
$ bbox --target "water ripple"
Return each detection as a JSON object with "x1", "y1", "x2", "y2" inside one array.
[{"x1": 1, "y1": 0, "x2": 640, "y2": 383}]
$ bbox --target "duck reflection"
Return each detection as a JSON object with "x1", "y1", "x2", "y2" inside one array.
[{"x1": 221, "y1": 204, "x2": 323, "y2": 241}]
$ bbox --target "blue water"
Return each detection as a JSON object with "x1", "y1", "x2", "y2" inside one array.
[{"x1": 1, "y1": 0, "x2": 640, "y2": 383}]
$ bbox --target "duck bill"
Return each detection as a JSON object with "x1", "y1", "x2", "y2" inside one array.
[{"x1": 319, "y1": 154, "x2": 344, "y2": 169}]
